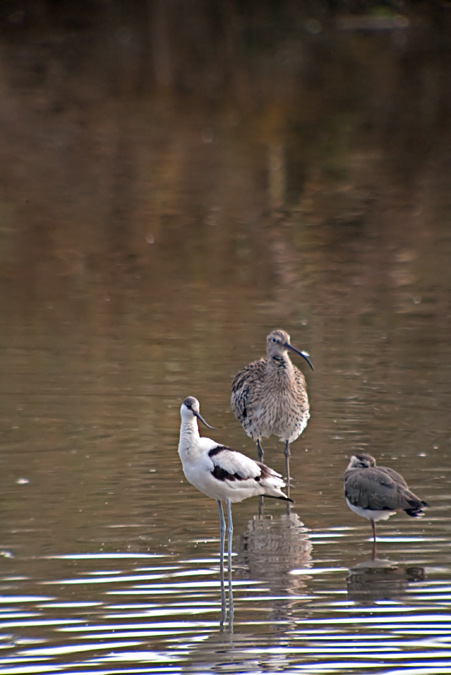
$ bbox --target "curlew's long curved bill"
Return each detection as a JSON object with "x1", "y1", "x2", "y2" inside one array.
[
  {"x1": 286, "y1": 343, "x2": 314, "y2": 371},
  {"x1": 194, "y1": 411, "x2": 216, "y2": 429}
]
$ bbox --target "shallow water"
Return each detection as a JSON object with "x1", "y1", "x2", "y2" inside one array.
[
  {"x1": 1, "y1": 6, "x2": 451, "y2": 674},
  {"x1": 1, "y1": 237, "x2": 450, "y2": 674}
]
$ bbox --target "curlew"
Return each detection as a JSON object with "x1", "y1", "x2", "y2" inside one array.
[
  {"x1": 178, "y1": 396, "x2": 292, "y2": 616},
  {"x1": 344, "y1": 453, "x2": 429, "y2": 557},
  {"x1": 231, "y1": 329, "x2": 313, "y2": 486}
]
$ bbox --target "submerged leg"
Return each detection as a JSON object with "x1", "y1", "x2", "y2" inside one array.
[
  {"x1": 226, "y1": 498, "x2": 234, "y2": 620},
  {"x1": 256, "y1": 439, "x2": 264, "y2": 461},
  {"x1": 217, "y1": 500, "x2": 226, "y2": 622}
]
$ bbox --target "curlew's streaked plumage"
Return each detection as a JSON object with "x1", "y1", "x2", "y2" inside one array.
[
  {"x1": 231, "y1": 329, "x2": 313, "y2": 487},
  {"x1": 178, "y1": 396, "x2": 291, "y2": 617},
  {"x1": 344, "y1": 453, "x2": 429, "y2": 556}
]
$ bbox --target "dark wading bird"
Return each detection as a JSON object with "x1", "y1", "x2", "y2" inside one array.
[
  {"x1": 344, "y1": 453, "x2": 429, "y2": 558},
  {"x1": 178, "y1": 396, "x2": 292, "y2": 620},
  {"x1": 231, "y1": 329, "x2": 314, "y2": 489}
]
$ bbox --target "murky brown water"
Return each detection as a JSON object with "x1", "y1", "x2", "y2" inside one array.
[{"x1": 0, "y1": 4, "x2": 451, "y2": 674}]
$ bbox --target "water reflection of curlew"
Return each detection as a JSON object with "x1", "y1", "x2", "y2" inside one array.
[
  {"x1": 182, "y1": 631, "x2": 290, "y2": 674},
  {"x1": 235, "y1": 510, "x2": 312, "y2": 595},
  {"x1": 347, "y1": 557, "x2": 426, "y2": 604}
]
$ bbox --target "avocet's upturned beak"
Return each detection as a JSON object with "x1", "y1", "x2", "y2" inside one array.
[{"x1": 194, "y1": 410, "x2": 216, "y2": 430}]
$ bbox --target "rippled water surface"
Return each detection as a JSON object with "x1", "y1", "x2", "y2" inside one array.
[{"x1": 1, "y1": 5, "x2": 451, "y2": 674}]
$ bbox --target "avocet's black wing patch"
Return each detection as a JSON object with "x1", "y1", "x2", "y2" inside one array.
[{"x1": 208, "y1": 445, "x2": 261, "y2": 482}]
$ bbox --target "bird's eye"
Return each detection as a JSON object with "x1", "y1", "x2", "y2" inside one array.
[{"x1": 272, "y1": 337, "x2": 278, "y2": 343}]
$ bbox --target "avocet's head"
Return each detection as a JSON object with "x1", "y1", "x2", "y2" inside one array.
[
  {"x1": 266, "y1": 329, "x2": 314, "y2": 371},
  {"x1": 180, "y1": 396, "x2": 215, "y2": 429},
  {"x1": 347, "y1": 454, "x2": 376, "y2": 471}
]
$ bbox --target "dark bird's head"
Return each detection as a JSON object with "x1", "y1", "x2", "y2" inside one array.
[
  {"x1": 347, "y1": 454, "x2": 377, "y2": 471},
  {"x1": 266, "y1": 329, "x2": 314, "y2": 371}
]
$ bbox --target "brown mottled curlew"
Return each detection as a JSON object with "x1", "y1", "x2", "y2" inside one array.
[{"x1": 231, "y1": 329, "x2": 313, "y2": 489}]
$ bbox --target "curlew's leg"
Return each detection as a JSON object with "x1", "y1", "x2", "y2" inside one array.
[
  {"x1": 284, "y1": 441, "x2": 291, "y2": 496},
  {"x1": 257, "y1": 441, "x2": 265, "y2": 515},
  {"x1": 217, "y1": 500, "x2": 226, "y2": 623},
  {"x1": 226, "y1": 498, "x2": 234, "y2": 621}
]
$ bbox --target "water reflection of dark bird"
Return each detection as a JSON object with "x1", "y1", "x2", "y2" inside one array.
[
  {"x1": 231, "y1": 329, "x2": 314, "y2": 489},
  {"x1": 347, "y1": 558, "x2": 426, "y2": 604},
  {"x1": 177, "y1": 396, "x2": 292, "y2": 622},
  {"x1": 344, "y1": 454, "x2": 429, "y2": 558}
]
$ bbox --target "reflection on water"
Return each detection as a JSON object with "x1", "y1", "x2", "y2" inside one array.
[
  {"x1": 236, "y1": 511, "x2": 312, "y2": 592},
  {"x1": 0, "y1": 3, "x2": 451, "y2": 674},
  {"x1": 347, "y1": 558, "x2": 426, "y2": 604},
  {"x1": 235, "y1": 510, "x2": 312, "y2": 627},
  {"x1": 0, "y1": 538, "x2": 449, "y2": 674},
  {"x1": 182, "y1": 631, "x2": 294, "y2": 674}
]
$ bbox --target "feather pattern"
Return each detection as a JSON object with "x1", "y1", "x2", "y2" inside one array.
[
  {"x1": 344, "y1": 453, "x2": 429, "y2": 520},
  {"x1": 231, "y1": 330, "x2": 312, "y2": 444}
]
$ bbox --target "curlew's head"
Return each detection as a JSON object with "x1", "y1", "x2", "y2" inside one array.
[
  {"x1": 346, "y1": 453, "x2": 376, "y2": 471},
  {"x1": 266, "y1": 329, "x2": 314, "y2": 371},
  {"x1": 180, "y1": 396, "x2": 215, "y2": 429}
]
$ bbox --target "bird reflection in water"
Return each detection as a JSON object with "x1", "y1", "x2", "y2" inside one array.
[
  {"x1": 235, "y1": 510, "x2": 312, "y2": 625},
  {"x1": 347, "y1": 558, "x2": 426, "y2": 604},
  {"x1": 182, "y1": 514, "x2": 312, "y2": 671},
  {"x1": 182, "y1": 632, "x2": 286, "y2": 674}
]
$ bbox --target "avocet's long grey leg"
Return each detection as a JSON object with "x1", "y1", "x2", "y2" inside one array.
[
  {"x1": 217, "y1": 500, "x2": 226, "y2": 623},
  {"x1": 226, "y1": 498, "x2": 234, "y2": 621},
  {"x1": 256, "y1": 439, "x2": 264, "y2": 461}
]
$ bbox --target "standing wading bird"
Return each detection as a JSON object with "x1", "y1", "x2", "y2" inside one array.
[
  {"x1": 178, "y1": 396, "x2": 292, "y2": 619},
  {"x1": 231, "y1": 329, "x2": 314, "y2": 489},
  {"x1": 344, "y1": 453, "x2": 429, "y2": 558}
]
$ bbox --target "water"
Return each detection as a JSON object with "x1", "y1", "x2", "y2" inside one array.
[
  {"x1": 1, "y1": 6, "x2": 451, "y2": 674},
  {"x1": 1, "y1": 260, "x2": 449, "y2": 675}
]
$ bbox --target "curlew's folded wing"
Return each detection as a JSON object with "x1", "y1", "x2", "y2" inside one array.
[{"x1": 230, "y1": 359, "x2": 266, "y2": 422}]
